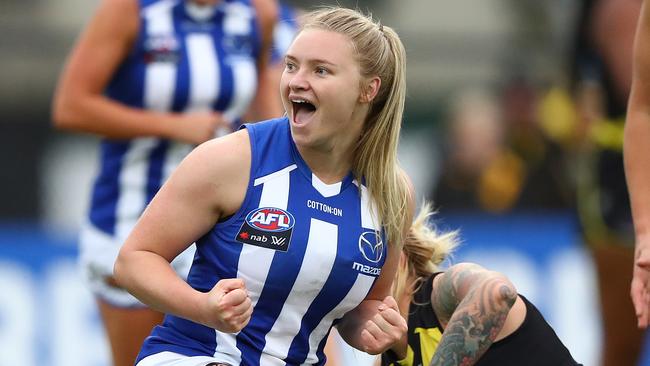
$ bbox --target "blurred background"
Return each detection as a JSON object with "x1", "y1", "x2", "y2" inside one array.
[{"x1": 0, "y1": 0, "x2": 645, "y2": 365}]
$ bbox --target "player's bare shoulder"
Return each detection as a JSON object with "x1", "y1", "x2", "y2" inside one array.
[{"x1": 181, "y1": 129, "x2": 251, "y2": 216}]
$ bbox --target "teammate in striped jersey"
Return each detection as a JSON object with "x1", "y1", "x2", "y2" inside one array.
[
  {"x1": 114, "y1": 7, "x2": 414, "y2": 365},
  {"x1": 52, "y1": 1, "x2": 280, "y2": 365}
]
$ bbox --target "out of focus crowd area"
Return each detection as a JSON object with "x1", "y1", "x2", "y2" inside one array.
[{"x1": 0, "y1": 0, "x2": 645, "y2": 365}]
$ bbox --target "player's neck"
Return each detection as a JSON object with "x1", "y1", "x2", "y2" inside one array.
[{"x1": 297, "y1": 145, "x2": 354, "y2": 184}]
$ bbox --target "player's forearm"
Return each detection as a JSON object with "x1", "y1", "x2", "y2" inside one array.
[
  {"x1": 625, "y1": 109, "x2": 650, "y2": 242},
  {"x1": 114, "y1": 249, "x2": 207, "y2": 324},
  {"x1": 52, "y1": 92, "x2": 181, "y2": 139},
  {"x1": 429, "y1": 277, "x2": 516, "y2": 366}
]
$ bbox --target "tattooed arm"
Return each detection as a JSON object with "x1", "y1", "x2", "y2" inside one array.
[{"x1": 429, "y1": 263, "x2": 518, "y2": 366}]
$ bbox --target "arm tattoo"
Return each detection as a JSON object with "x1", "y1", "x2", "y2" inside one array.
[
  {"x1": 431, "y1": 264, "x2": 482, "y2": 324},
  {"x1": 430, "y1": 266, "x2": 517, "y2": 366}
]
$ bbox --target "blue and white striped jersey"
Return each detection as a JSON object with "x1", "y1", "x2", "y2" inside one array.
[
  {"x1": 137, "y1": 117, "x2": 388, "y2": 366},
  {"x1": 88, "y1": 0, "x2": 260, "y2": 240}
]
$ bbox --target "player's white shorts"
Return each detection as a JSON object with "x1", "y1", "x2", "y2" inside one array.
[
  {"x1": 79, "y1": 221, "x2": 195, "y2": 308},
  {"x1": 137, "y1": 351, "x2": 233, "y2": 366}
]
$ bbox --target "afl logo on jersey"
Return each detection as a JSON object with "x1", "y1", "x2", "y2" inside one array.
[
  {"x1": 358, "y1": 231, "x2": 384, "y2": 263},
  {"x1": 246, "y1": 207, "x2": 295, "y2": 232},
  {"x1": 236, "y1": 207, "x2": 295, "y2": 251}
]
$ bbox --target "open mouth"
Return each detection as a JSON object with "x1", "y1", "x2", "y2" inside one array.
[{"x1": 291, "y1": 99, "x2": 317, "y2": 125}]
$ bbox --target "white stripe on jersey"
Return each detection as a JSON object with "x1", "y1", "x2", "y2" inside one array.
[
  {"x1": 213, "y1": 165, "x2": 292, "y2": 362},
  {"x1": 241, "y1": 166, "x2": 292, "y2": 305},
  {"x1": 223, "y1": 2, "x2": 252, "y2": 35},
  {"x1": 302, "y1": 274, "x2": 376, "y2": 365},
  {"x1": 356, "y1": 182, "x2": 380, "y2": 230},
  {"x1": 211, "y1": 333, "x2": 239, "y2": 366},
  {"x1": 260, "y1": 218, "x2": 339, "y2": 365},
  {"x1": 186, "y1": 33, "x2": 219, "y2": 113},
  {"x1": 253, "y1": 165, "x2": 297, "y2": 187},
  {"x1": 143, "y1": 1, "x2": 177, "y2": 112},
  {"x1": 311, "y1": 173, "x2": 342, "y2": 198},
  {"x1": 144, "y1": 63, "x2": 176, "y2": 112},
  {"x1": 143, "y1": 0, "x2": 177, "y2": 34},
  {"x1": 273, "y1": 19, "x2": 296, "y2": 57},
  {"x1": 115, "y1": 138, "x2": 159, "y2": 240}
]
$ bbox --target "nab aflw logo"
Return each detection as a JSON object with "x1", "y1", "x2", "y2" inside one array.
[{"x1": 236, "y1": 207, "x2": 294, "y2": 252}]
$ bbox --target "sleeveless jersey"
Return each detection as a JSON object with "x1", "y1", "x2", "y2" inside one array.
[
  {"x1": 138, "y1": 117, "x2": 388, "y2": 366},
  {"x1": 381, "y1": 274, "x2": 582, "y2": 366},
  {"x1": 87, "y1": 0, "x2": 260, "y2": 240}
]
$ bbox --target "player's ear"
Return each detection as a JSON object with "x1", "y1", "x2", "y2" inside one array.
[{"x1": 359, "y1": 76, "x2": 381, "y2": 103}]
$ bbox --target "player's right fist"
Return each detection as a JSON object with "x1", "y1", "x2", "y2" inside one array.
[{"x1": 202, "y1": 278, "x2": 252, "y2": 333}]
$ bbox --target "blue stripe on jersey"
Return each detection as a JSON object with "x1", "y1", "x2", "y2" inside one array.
[
  {"x1": 314, "y1": 332, "x2": 330, "y2": 364},
  {"x1": 104, "y1": 1, "x2": 150, "y2": 107},
  {"x1": 238, "y1": 0, "x2": 262, "y2": 61},
  {"x1": 105, "y1": 44, "x2": 147, "y2": 108},
  {"x1": 213, "y1": 17, "x2": 235, "y2": 111},
  {"x1": 138, "y1": 319, "x2": 217, "y2": 362},
  {"x1": 191, "y1": 229, "x2": 244, "y2": 292},
  {"x1": 146, "y1": 140, "x2": 168, "y2": 203},
  {"x1": 246, "y1": 118, "x2": 295, "y2": 177},
  {"x1": 170, "y1": 3, "x2": 190, "y2": 112},
  {"x1": 89, "y1": 141, "x2": 130, "y2": 234},
  {"x1": 140, "y1": 0, "x2": 159, "y2": 8}
]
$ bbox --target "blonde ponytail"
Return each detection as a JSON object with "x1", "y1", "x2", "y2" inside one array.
[{"x1": 393, "y1": 202, "x2": 459, "y2": 301}]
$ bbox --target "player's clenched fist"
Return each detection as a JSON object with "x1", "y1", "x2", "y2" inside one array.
[
  {"x1": 201, "y1": 278, "x2": 253, "y2": 333},
  {"x1": 359, "y1": 296, "x2": 407, "y2": 354},
  {"x1": 632, "y1": 244, "x2": 650, "y2": 328}
]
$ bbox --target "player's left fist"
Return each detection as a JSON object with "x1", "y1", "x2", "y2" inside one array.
[{"x1": 359, "y1": 296, "x2": 407, "y2": 354}]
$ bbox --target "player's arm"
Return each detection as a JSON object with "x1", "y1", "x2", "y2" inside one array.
[
  {"x1": 52, "y1": 0, "x2": 223, "y2": 144},
  {"x1": 428, "y1": 263, "x2": 518, "y2": 366},
  {"x1": 337, "y1": 175, "x2": 414, "y2": 355},
  {"x1": 591, "y1": 0, "x2": 641, "y2": 102},
  {"x1": 625, "y1": 0, "x2": 650, "y2": 329},
  {"x1": 246, "y1": 0, "x2": 283, "y2": 121},
  {"x1": 113, "y1": 129, "x2": 251, "y2": 331}
]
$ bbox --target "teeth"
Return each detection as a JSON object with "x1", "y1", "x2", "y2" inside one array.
[{"x1": 291, "y1": 99, "x2": 308, "y2": 103}]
